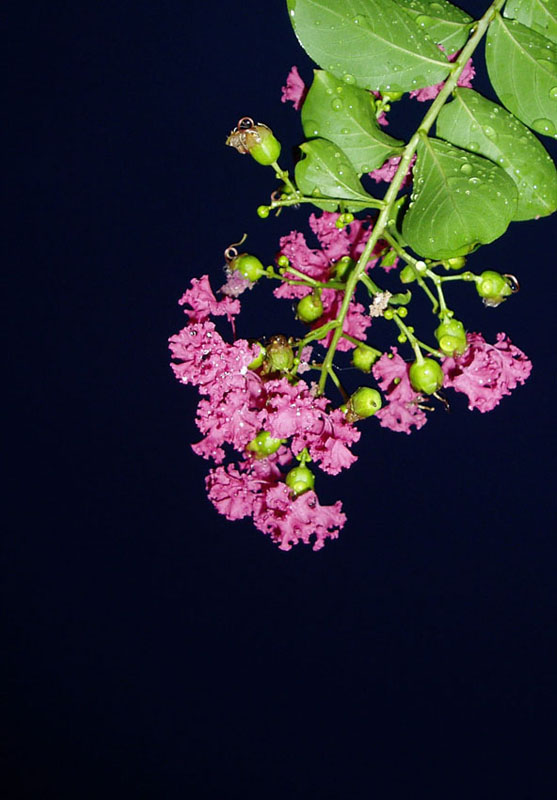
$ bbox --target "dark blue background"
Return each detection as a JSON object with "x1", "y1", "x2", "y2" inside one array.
[{"x1": 5, "y1": 1, "x2": 557, "y2": 797}]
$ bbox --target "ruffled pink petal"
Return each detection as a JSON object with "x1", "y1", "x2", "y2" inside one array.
[{"x1": 281, "y1": 66, "x2": 307, "y2": 111}]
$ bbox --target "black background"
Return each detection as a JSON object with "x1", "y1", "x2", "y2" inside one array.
[{"x1": 5, "y1": 1, "x2": 557, "y2": 797}]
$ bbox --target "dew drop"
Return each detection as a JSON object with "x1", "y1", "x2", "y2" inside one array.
[
  {"x1": 416, "y1": 14, "x2": 434, "y2": 27},
  {"x1": 550, "y1": 87, "x2": 557, "y2": 100},
  {"x1": 468, "y1": 177, "x2": 481, "y2": 185},
  {"x1": 343, "y1": 73, "x2": 356, "y2": 84},
  {"x1": 331, "y1": 97, "x2": 343, "y2": 111},
  {"x1": 468, "y1": 141, "x2": 479, "y2": 151},
  {"x1": 533, "y1": 117, "x2": 556, "y2": 136},
  {"x1": 483, "y1": 125, "x2": 497, "y2": 139},
  {"x1": 460, "y1": 163, "x2": 473, "y2": 175}
]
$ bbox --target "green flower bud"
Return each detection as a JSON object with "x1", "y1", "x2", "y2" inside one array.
[
  {"x1": 286, "y1": 465, "x2": 315, "y2": 496},
  {"x1": 247, "y1": 431, "x2": 283, "y2": 458},
  {"x1": 409, "y1": 358, "x2": 444, "y2": 394},
  {"x1": 349, "y1": 387, "x2": 382, "y2": 418},
  {"x1": 444, "y1": 256, "x2": 467, "y2": 271},
  {"x1": 231, "y1": 253, "x2": 265, "y2": 282},
  {"x1": 333, "y1": 256, "x2": 354, "y2": 281},
  {"x1": 434, "y1": 318, "x2": 467, "y2": 356},
  {"x1": 296, "y1": 293, "x2": 323, "y2": 323},
  {"x1": 226, "y1": 118, "x2": 281, "y2": 166},
  {"x1": 352, "y1": 346, "x2": 379, "y2": 373},
  {"x1": 476, "y1": 270, "x2": 513, "y2": 307}
]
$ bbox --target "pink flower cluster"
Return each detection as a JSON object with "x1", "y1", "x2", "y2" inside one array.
[
  {"x1": 275, "y1": 211, "x2": 395, "y2": 350},
  {"x1": 442, "y1": 332, "x2": 532, "y2": 412},
  {"x1": 169, "y1": 275, "x2": 360, "y2": 550},
  {"x1": 369, "y1": 333, "x2": 532, "y2": 435}
]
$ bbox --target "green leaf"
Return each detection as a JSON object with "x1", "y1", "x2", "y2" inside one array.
[
  {"x1": 392, "y1": 0, "x2": 473, "y2": 55},
  {"x1": 503, "y1": 0, "x2": 557, "y2": 45},
  {"x1": 436, "y1": 88, "x2": 557, "y2": 220},
  {"x1": 301, "y1": 71, "x2": 404, "y2": 175},
  {"x1": 286, "y1": 0, "x2": 450, "y2": 92},
  {"x1": 402, "y1": 137, "x2": 518, "y2": 259},
  {"x1": 485, "y1": 14, "x2": 557, "y2": 139},
  {"x1": 295, "y1": 139, "x2": 376, "y2": 209}
]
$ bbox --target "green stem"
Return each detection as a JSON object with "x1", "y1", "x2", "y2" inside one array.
[
  {"x1": 271, "y1": 162, "x2": 299, "y2": 196},
  {"x1": 270, "y1": 195, "x2": 384, "y2": 210},
  {"x1": 316, "y1": 0, "x2": 504, "y2": 394}
]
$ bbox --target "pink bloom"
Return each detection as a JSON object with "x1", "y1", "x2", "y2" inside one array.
[
  {"x1": 308, "y1": 211, "x2": 379, "y2": 267},
  {"x1": 369, "y1": 155, "x2": 416, "y2": 186},
  {"x1": 442, "y1": 332, "x2": 532, "y2": 413},
  {"x1": 410, "y1": 49, "x2": 475, "y2": 102},
  {"x1": 169, "y1": 321, "x2": 257, "y2": 400},
  {"x1": 253, "y1": 484, "x2": 346, "y2": 551},
  {"x1": 207, "y1": 457, "x2": 347, "y2": 551},
  {"x1": 178, "y1": 274, "x2": 240, "y2": 324},
  {"x1": 306, "y1": 408, "x2": 360, "y2": 475},
  {"x1": 281, "y1": 66, "x2": 307, "y2": 110},
  {"x1": 372, "y1": 350, "x2": 428, "y2": 434}
]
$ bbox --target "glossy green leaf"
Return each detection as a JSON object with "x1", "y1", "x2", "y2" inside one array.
[
  {"x1": 402, "y1": 137, "x2": 518, "y2": 259},
  {"x1": 286, "y1": 0, "x2": 450, "y2": 92},
  {"x1": 504, "y1": 0, "x2": 557, "y2": 44},
  {"x1": 295, "y1": 139, "x2": 376, "y2": 209},
  {"x1": 436, "y1": 89, "x2": 557, "y2": 220},
  {"x1": 485, "y1": 14, "x2": 557, "y2": 138},
  {"x1": 301, "y1": 71, "x2": 404, "y2": 175},
  {"x1": 393, "y1": 0, "x2": 473, "y2": 54}
]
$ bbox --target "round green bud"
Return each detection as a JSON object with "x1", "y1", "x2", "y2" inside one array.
[
  {"x1": 409, "y1": 358, "x2": 444, "y2": 394},
  {"x1": 434, "y1": 318, "x2": 467, "y2": 356},
  {"x1": 350, "y1": 387, "x2": 382, "y2": 418},
  {"x1": 296, "y1": 293, "x2": 323, "y2": 323},
  {"x1": 247, "y1": 431, "x2": 283, "y2": 458},
  {"x1": 257, "y1": 205, "x2": 270, "y2": 219},
  {"x1": 277, "y1": 254, "x2": 290, "y2": 268},
  {"x1": 384, "y1": 308, "x2": 394, "y2": 320},
  {"x1": 397, "y1": 307, "x2": 408, "y2": 318},
  {"x1": 286, "y1": 465, "x2": 315, "y2": 496},
  {"x1": 400, "y1": 265, "x2": 417, "y2": 284},
  {"x1": 352, "y1": 346, "x2": 379, "y2": 373},
  {"x1": 232, "y1": 254, "x2": 265, "y2": 282},
  {"x1": 247, "y1": 343, "x2": 266, "y2": 370},
  {"x1": 476, "y1": 270, "x2": 512, "y2": 305},
  {"x1": 333, "y1": 256, "x2": 354, "y2": 281},
  {"x1": 249, "y1": 127, "x2": 281, "y2": 166},
  {"x1": 444, "y1": 256, "x2": 467, "y2": 271},
  {"x1": 384, "y1": 90, "x2": 404, "y2": 102}
]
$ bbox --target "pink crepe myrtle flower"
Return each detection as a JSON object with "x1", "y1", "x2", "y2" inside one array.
[
  {"x1": 207, "y1": 456, "x2": 347, "y2": 551},
  {"x1": 253, "y1": 484, "x2": 346, "y2": 551},
  {"x1": 442, "y1": 332, "x2": 532, "y2": 413},
  {"x1": 281, "y1": 66, "x2": 307, "y2": 110},
  {"x1": 372, "y1": 350, "x2": 428, "y2": 434},
  {"x1": 369, "y1": 155, "x2": 416, "y2": 186},
  {"x1": 410, "y1": 49, "x2": 475, "y2": 102},
  {"x1": 262, "y1": 378, "x2": 360, "y2": 474},
  {"x1": 178, "y1": 274, "x2": 240, "y2": 324},
  {"x1": 169, "y1": 321, "x2": 257, "y2": 400}
]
